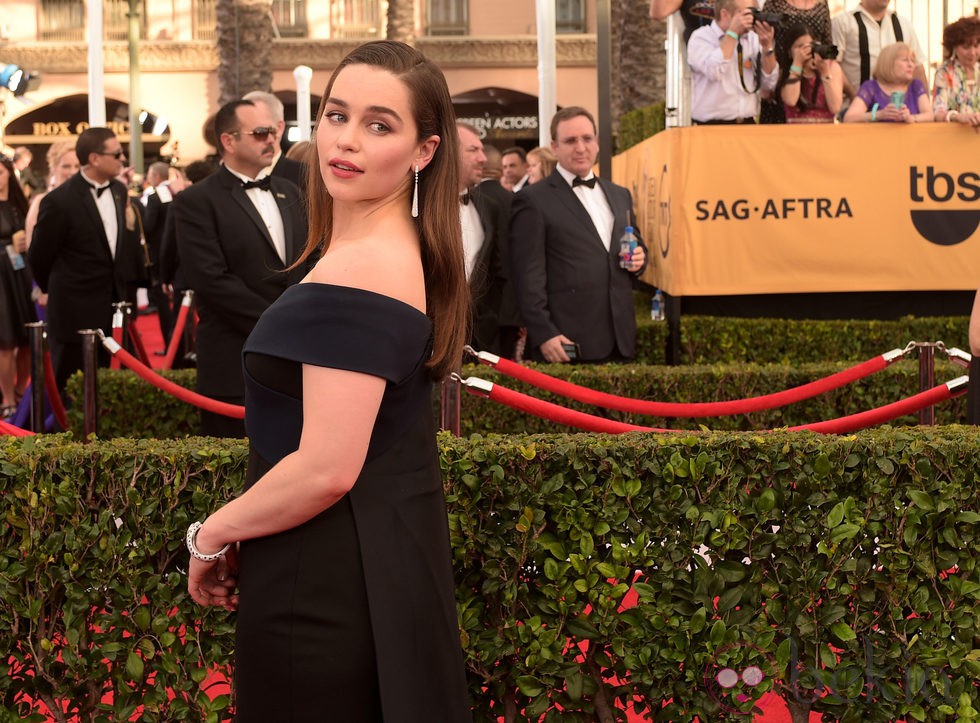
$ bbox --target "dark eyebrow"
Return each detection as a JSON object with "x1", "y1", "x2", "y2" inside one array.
[{"x1": 325, "y1": 97, "x2": 403, "y2": 123}]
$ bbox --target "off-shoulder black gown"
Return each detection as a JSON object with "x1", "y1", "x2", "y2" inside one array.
[{"x1": 236, "y1": 283, "x2": 471, "y2": 722}]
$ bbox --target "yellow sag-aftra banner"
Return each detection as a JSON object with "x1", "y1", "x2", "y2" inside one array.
[{"x1": 613, "y1": 124, "x2": 980, "y2": 296}]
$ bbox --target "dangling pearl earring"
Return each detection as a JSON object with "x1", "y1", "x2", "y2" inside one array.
[{"x1": 411, "y1": 163, "x2": 420, "y2": 219}]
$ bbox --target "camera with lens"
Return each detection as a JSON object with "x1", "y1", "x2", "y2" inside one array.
[
  {"x1": 749, "y1": 7, "x2": 784, "y2": 24},
  {"x1": 810, "y1": 42, "x2": 839, "y2": 59}
]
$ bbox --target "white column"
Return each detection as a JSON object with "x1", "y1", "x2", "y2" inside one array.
[
  {"x1": 88, "y1": 0, "x2": 107, "y2": 126},
  {"x1": 535, "y1": 0, "x2": 557, "y2": 147},
  {"x1": 293, "y1": 65, "x2": 314, "y2": 141}
]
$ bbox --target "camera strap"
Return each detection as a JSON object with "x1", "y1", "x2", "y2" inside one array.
[{"x1": 736, "y1": 42, "x2": 762, "y2": 94}]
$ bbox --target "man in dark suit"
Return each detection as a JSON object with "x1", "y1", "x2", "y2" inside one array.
[
  {"x1": 174, "y1": 99, "x2": 309, "y2": 437},
  {"x1": 510, "y1": 106, "x2": 647, "y2": 363},
  {"x1": 457, "y1": 122, "x2": 521, "y2": 358},
  {"x1": 29, "y1": 127, "x2": 146, "y2": 391},
  {"x1": 243, "y1": 90, "x2": 305, "y2": 188}
]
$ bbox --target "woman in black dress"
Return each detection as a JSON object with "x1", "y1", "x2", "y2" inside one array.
[
  {"x1": 187, "y1": 41, "x2": 472, "y2": 721},
  {"x1": 0, "y1": 156, "x2": 36, "y2": 417}
]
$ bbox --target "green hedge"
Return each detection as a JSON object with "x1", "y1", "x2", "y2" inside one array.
[
  {"x1": 616, "y1": 103, "x2": 667, "y2": 153},
  {"x1": 632, "y1": 314, "x2": 969, "y2": 365},
  {"x1": 66, "y1": 359, "x2": 970, "y2": 440},
  {"x1": 1, "y1": 432, "x2": 978, "y2": 721}
]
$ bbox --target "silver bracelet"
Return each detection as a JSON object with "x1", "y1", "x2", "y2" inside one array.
[{"x1": 186, "y1": 521, "x2": 230, "y2": 562}]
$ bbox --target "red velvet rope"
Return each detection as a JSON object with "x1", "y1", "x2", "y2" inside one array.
[
  {"x1": 470, "y1": 378, "x2": 965, "y2": 435},
  {"x1": 791, "y1": 382, "x2": 964, "y2": 434},
  {"x1": 162, "y1": 295, "x2": 192, "y2": 370},
  {"x1": 486, "y1": 354, "x2": 892, "y2": 417},
  {"x1": 108, "y1": 344, "x2": 245, "y2": 419},
  {"x1": 43, "y1": 349, "x2": 70, "y2": 431},
  {"x1": 128, "y1": 318, "x2": 152, "y2": 367},
  {"x1": 483, "y1": 385, "x2": 663, "y2": 433},
  {"x1": 0, "y1": 418, "x2": 33, "y2": 437},
  {"x1": 110, "y1": 325, "x2": 123, "y2": 370}
]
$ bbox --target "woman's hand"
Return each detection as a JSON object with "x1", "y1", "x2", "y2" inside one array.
[
  {"x1": 875, "y1": 104, "x2": 904, "y2": 122},
  {"x1": 11, "y1": 230, "x2": 27, "y2": 254},
  {"x1": 188, "y1": 545, "x2": 240, "y2": 612},
  {"x1": 791, "y1": 44, "x2": 808, "y2": 70}
]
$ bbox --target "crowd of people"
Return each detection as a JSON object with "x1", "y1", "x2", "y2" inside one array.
[{"x1": 655, "y1": 0, "x2": 979, "y2": 126}]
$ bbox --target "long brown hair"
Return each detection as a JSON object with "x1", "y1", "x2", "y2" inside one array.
[
  {"x1": 298, "y1": 40, "x2": 468, "y2": 380},
  {"x1": 0, "y1": 156, "x2": 29, "y2": 221}
]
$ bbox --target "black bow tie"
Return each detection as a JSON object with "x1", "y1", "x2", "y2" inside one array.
[
  {"x1": 572, "y1": 176, "x2": 597, "y2": 189},
  {"x1": 88, "y1": 182, "x2": 111, "y2": 197},
  {"x1": 242, "y1": 177, "x2": 272, "y2": 192},
  {"x1": 460, "y1": 191, "x2": 471, "y2": 206}
]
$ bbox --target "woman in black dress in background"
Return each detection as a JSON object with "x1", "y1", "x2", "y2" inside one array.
[
  {"x1": 188, "y1": 41, "x2": 472, "y2": 721},
  {"x1": 0, "y1": 156, "x2": 36, "y2": 417}
]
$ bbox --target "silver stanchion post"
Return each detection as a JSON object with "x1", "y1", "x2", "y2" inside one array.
[
  {"x1": 182, "y1": 291, "x2": 196, "y2": 365},
  {"x1": 440, "y1": 364, "x2": 461, "y2": 436},
  {"x1": 113, "y1": 302, "x2": 131, "y2": 353},
  {"x1": 918, "y1": 343, "x2": 935, "y2": 426},
  {"x1": 26, "y1": 322, "x2": 46, "y2": 433},
  {"x1": 79, "y1": 329, "x2": 100, "y2": 439}
]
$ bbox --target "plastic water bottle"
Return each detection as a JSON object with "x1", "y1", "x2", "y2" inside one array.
[
  {"x1": 618, "y1": 226, "x2": 637, "y2": 269},
  {"x1": 650, "y1": 289, "x2": 665, "y2": 321}
]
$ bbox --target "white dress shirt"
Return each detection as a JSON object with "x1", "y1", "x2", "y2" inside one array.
[
  {"x1": 688, "y1": 20, "x2": 779, "y2": 122},
  {"x1": 832, "y1": 6, "x2": 924, "y2": 94},
  {"x1": 459, "y1": 192, "x2": 484, "y2": 280},
  {"x1": 226, "y1": 167, "x2": 287, "y2": 264},
  {"x1": 81, "y1": 170, "x2": 118, "y2": 258},
  {"x1": 556, "y1": 164, "x2": 614, "y2": 252}
]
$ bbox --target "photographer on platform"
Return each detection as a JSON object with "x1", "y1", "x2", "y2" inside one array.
[
  {"x1": 778, "y1": 25, "x2": 844, "y2": 122},
  {"x1": 688, "y1": 0, "x2": 779, "y2": 124}
]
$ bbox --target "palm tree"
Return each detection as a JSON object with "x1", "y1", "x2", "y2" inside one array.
[
  {"x1": 216, "y1": 0, "x2": 275, "y2": 106},
  {"x1": 387, "y1": 0, "x2": 416, "y2": 44},
  {"x1": 611, "y1": 0, "x2": 666, "y2": 120}
]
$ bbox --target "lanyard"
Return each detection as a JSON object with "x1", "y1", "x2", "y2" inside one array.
[{"x1": 736, "y1": 41, "x2": 762, "y2": 94}]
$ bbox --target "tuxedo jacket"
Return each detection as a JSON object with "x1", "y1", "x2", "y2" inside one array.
[
  {"x1": 509, "y1": 169, "x2": 647, "y2": 361},
  {"x1": 29, "y1": 173, "x2": 145, "y2": 344},
  {"x1": 272, "y1": 154, "x2": 305, "y2": 190},
  {"x1": 174, "y1": 166, "x2": 310, "y2": 399}
]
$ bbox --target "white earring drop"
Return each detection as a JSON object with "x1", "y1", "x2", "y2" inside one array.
[{"x1": 411, "y1": 163, "x2": 419, "y2": 218}]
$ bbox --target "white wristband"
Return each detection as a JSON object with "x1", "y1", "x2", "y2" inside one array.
[{"x1": 186, "y1": 521, "x2": 230, "y2": 562}]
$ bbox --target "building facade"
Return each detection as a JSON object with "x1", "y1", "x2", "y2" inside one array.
[{"x1": 0, "y1": 0, "x2": 618, "y2": 171}]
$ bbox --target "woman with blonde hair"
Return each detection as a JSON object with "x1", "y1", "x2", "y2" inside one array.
[
  {"x1": 844, "y1": 42, "x2": 933, "y2": 122},
  {"x1": 187, "y1": 40, "x2": 471, "y2": 721},
  {"x1": 526, "y1": 145, "x2": 557, "y2": 184}
]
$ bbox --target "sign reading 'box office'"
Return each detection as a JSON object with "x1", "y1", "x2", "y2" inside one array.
[{"x1": 613, "y1": 124, "x2": 980, "y2": 296}]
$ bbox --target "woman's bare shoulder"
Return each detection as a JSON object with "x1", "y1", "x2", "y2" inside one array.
[{"x1": 307, "y1": 236, "x2": 426, "y2": 313}]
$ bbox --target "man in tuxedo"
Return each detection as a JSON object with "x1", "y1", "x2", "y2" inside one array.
[
  {"x1": 510, "y1": 106, "x2": 647, "y2": 363},
  {"x1": 174, "y1": 99, "x2": 309, "y2": 437},
  {"x1": 141, "y1": 161, "x2": 186, "y2": 347},
  {"x1": 243, "y1": 90, "x2": 305, "y2": 188},
  {"x1": 30, "y1": 127, "x2": 146, "y2": 391},
  {"x1": 457, "y1": 123, "x2": 521, "y2": 358},
  {"x1": 501, "y1": 147, "x2": 530, "y2": 192}
]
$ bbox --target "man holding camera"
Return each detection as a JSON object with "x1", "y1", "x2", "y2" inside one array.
[{"x1": 688, "y1": 0, "x2": 779, "y2": 124}]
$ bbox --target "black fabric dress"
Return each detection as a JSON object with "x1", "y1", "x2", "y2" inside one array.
[
  {"x1": 0, "y1": 201, "x2": 37, "y2": 349},
  {"x1": 236, "y1": 283, "x2": 471, "y2": 723}
]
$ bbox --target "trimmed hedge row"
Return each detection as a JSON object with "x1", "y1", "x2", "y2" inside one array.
[
  {"x1": 67, "y1": 360, "x2": 969, "y2": 439},
  {"x1": 631, "y1": 314, "x2": 969, "y2": 366},
  {"x1": 1, "y1": 431, "x2": 978, "y2": 721}
]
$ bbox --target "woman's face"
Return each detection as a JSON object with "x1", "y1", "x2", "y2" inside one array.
[
  {"x1": 791, "y1": 34, "x2": 815, "y2": 69},
  {"x1": 53, "y1": 150, "x2": 80, "y2": 186},
  {"x1": 953, "y1": 36, "x2": 980, "y2": 68},
  {"x1": 893, "y1": 50, "x2": 916, "y2": 83},
  {"x1": 527, "y1": 153, "x2": 545, "y2": 184},
  {"x1": 316, "y1": 63, "x2": 438, "y2": 211}
]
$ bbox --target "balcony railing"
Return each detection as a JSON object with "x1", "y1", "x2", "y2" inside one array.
[
  {"x1": 426, "y1": 0, "x2": 467, "y2": 36},
  {"x1": 39, "y1": 0, "x2": 148, "y2": 41},
  {"x1": 193, "y1": 0, "x2": 217, "y2": 40},
  {"x1": 331, "y1": 0, "x2": 381, "y2": 39}
]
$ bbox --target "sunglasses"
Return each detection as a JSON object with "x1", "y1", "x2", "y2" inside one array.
[
  {"x1": 96, "y1": 150, "x2": 126, "y2": 159},
  {"x1": 232, "y1": 127, "x2": 278, "y2": 141}
]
